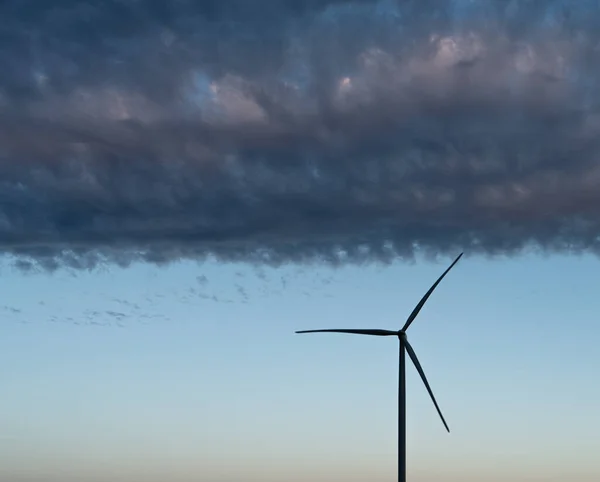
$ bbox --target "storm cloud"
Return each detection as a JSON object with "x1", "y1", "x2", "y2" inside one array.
[{"x1": 1, "y1": 0, "x2": 600, "y2": 270}]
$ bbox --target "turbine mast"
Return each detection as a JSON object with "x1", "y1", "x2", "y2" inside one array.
[{"x1": 398, "y1": 336, "x2": 406, "y2": 482}]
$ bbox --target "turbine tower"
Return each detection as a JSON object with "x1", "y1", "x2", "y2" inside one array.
[{"x1": 296, "y1": 253, "x2": 463, "y2": 482}]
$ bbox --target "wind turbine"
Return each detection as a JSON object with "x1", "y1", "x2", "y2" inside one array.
[{"x1": 295, "y1": 253, "x2": 463, "y2": 482}]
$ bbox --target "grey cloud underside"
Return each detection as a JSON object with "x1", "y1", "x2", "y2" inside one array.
[{"x1": 2, "y1": 0, "x2": 600, "y2": 270}]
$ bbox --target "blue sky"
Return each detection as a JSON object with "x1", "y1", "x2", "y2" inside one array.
[{"x1": 1, "y1": 252, "x2": 599, "y2": 482}]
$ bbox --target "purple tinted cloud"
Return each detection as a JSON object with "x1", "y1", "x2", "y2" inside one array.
[{"x1": 1, "y1": 1, "x2": 600, "y2": 269}]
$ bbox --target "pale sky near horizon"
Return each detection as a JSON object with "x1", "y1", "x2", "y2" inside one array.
[{"x1": 1, "y1": 251, "x2": 599, "y2": 482}]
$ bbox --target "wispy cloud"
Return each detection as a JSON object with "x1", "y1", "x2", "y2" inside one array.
[{"x1": 1, "y1": 1, "x2": 600, "y2": 269}]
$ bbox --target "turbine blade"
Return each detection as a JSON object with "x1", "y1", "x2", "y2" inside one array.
[
  {"x1": 295, "y1": 329, "x2": 397, "y2": 336},
  {"x1": 404, "y1": 339, "x2": 450, "y2": 433},
  {"x1": 401, "y1": 252, "x2": 463, "y2": 332}
]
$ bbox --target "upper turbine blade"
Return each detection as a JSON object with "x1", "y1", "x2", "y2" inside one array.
[
  {"x1": 295, "y1": 329, "x2": 397, "y2": 336},
  {"x1": 401, "y1": 252, "x2": 463, "y2": 332},
  {"x1": 404, "y1": 339, "x2": 450, "y2": 433}
]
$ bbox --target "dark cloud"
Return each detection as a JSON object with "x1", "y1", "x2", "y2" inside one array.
[{"x1": 1, "y1": 0, "x2": 600, "y2": 270}]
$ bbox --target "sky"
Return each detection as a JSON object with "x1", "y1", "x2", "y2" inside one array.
[
  {"x1": 1, "y1": 0, "x2": 600, "y2": 481},
  {"x1": 1, "y1": 254, "x2": 600, "y2": 482}
]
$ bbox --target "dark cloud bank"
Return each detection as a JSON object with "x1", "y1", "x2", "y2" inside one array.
[{"x1": 1, "y1": 0, "x2": 600, "y2": 270}]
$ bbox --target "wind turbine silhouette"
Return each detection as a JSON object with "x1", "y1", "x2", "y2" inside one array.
[{"x1": 296, "y1": 252, "x2": 463, "y2": 482}]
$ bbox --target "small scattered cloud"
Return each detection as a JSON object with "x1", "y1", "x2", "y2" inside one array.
[{"x1": 196, "y1": 275, "x2": 209, "y2": 286}]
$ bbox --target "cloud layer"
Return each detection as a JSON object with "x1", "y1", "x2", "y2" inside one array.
[{"x1": 2, "y1": 0, "x2": 600, "y2": 270}]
